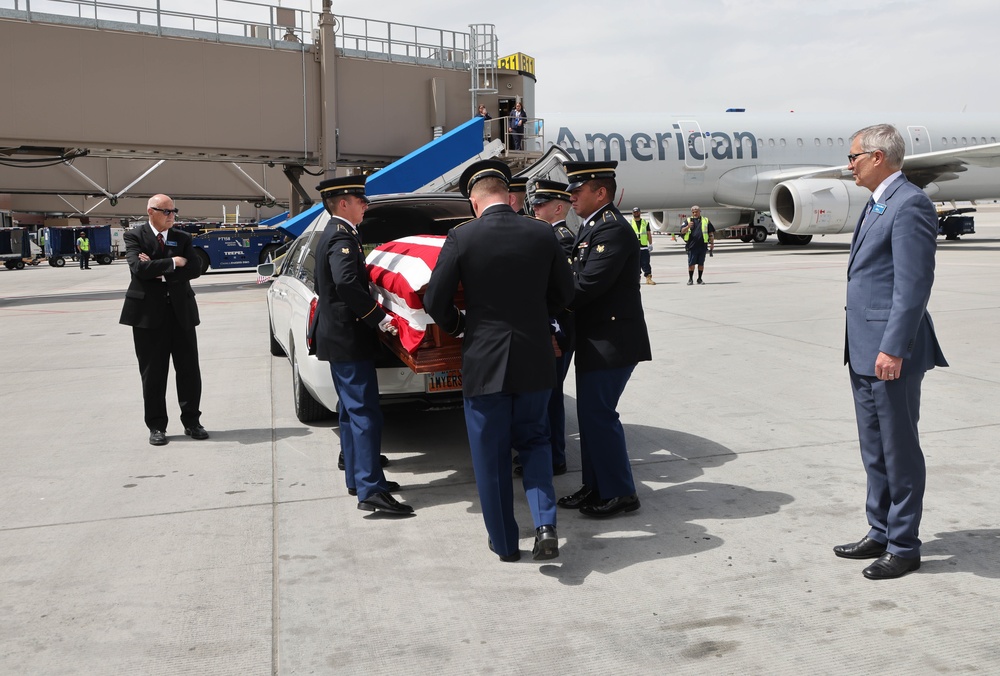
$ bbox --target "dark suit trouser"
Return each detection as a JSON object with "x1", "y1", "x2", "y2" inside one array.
[
  {"x1": 464, "y1": 390, "x2": 556, "y2": 558},
  {"x1": 547, "y1": 351, "x2": 573, "y2": 468},
  {"x1": 329, "y1": 360, "x2": 388, "y2": 502},
  {"x1": 132, "y1": 313, "x2": 202, "y2": 431},
  {"x1": 576, "y1": 365, "x2": 637, "y2": 500},
  {"x1": 849, "y1": 366, "x2": 926, "y2": 558},
  {"x1": 638, "y1": 249, "x2": 652, "y2": 277}
]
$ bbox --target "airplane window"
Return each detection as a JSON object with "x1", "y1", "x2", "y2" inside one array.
[
  {"x1": 961, "y1": 137, "x2": 967, "y2": 145},
  {"x1": 838, "y1": 138, "x2": 844, "y2": 146},
  {"x1": 992, "y1": 137, "x2": 997, "y2": 143},
  {"x1": 981, "y1": 137, "x2": 987, "y2": 144},
  {"x1": 941, "y1": 138, "x2": 948, "y2": 145},
  {"x1": 951, "y1": 137, "x2": 958, "y2": 145},
  {"x1": 796, "y1": 138, "x2": 804, "y2": 147},
  {"x1": 827, "y1": 138, "x2": 833, "y2": 146},
  {"x1": 780, "y1": 138, "x2": 786, "y2": 147},
  {"x1": 768, "y1": 138, "x2": 775, "y2": 147},
  {"x1": 815, "y1": 138, "x2": 821, "y2": 146}
]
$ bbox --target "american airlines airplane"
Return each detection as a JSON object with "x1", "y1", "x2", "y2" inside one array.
[{"x1": 524, "y1": 113, "x2": 1000, "y2": 244}]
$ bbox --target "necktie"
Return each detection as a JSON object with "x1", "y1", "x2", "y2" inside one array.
[
  {"x1": 864, "y1": 197, "x2": 875, "y2": 219},
  {"x1": 156, "y1": 233, "x2": 165, "y2": 252}
]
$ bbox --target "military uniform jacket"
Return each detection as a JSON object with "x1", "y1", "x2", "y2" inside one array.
[
  {"x1": 119, "y1": 225, "x2": 202, "y2": 329},
  {"x1": 570, "y1": 203, "x2": 652, "y2": 372},
  {"x1": 424, "y1": 204, "x2": 574, "y2": 397},
  {"x1": 551, "y1": 219, "x2": 577, "y2": 351},
  {"x1": 845, "y1": 175, "x2": 947, "y2": 376},
  {"x1": 313, "y1": 217, "x2": 386, "y2": 363}
]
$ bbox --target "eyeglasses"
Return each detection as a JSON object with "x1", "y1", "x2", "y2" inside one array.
[
  {"x1": 847, "y1": 151, "x2": 872, "y2": 163},
  {"x1": 150, "y1": 207, "x2": 179, "y2": 216}
]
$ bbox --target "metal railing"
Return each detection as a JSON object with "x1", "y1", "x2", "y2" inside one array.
[
  {"x1": 334, "y1": 14, "x2": 470, "y2": 68},
  {"x1": 0, "y1": 0, "x2": 473, "y2": 63},
  {"x1": 0, "y1": 0, "x2": 310, "y2": 45}
]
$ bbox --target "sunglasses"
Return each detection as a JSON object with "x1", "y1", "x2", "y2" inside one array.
[{"x1": 150, "y1": 207, "x2": 180, "y2": 216}]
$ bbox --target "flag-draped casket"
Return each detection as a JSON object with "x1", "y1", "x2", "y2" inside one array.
[{"x1": 365, "y1": 235, "x2": 464, "y2": 373}]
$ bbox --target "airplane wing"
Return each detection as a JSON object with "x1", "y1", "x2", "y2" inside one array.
[{"x1": 757, "y1": 141, "x2": 1000, "y2": 189}]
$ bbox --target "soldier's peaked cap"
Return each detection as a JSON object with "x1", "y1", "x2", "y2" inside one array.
[
  {"x1": 564, "y1": 161, "x2": 618, "y2": 191},
  {"x1": 317, "y1": 176, "x2": 369, "y2": 202},
  {"x1": 508, "y1": 176, "x2": 528, "y2": 193},
  {"x1": 530, "y1": 179, "x2": 571, "y2": 205},
  {"x1": 459, "y1": 159, "x2": 511, "y2": 198}
]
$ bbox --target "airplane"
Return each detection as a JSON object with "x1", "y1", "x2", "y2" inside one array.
[{"x1": 522, "y1": 112, "x2": 1000, "y2": 244}]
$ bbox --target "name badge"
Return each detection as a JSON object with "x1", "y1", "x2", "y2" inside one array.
[
  {"x1": 873, "y1": 203, "x2": 886, "y2": 215},
  {"x1": 165, "y1": 240, "x2": 178, "y2": 247}
]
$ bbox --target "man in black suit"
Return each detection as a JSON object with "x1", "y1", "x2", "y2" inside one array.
[
  {"x1": 557, "y1": 161, "x2": 652, "y2": 518},
  {"x1": 313, "y1": 176, "x2": 413, "y2": 517},
  {"x1": 425, "y1": 160, "x2": 574, "y2": 562},
  {"x1": 120, "y1": 194, "x2": 207, "y2": 446}
]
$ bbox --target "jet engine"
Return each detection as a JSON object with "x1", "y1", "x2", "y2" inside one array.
[{"x1": 770, "y1": 178, "x2": 872, "y2": 236}]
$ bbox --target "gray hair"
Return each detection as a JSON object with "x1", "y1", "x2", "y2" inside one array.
[{"x1": 851, "y1": 124, "x2": 905, "y2": 168}]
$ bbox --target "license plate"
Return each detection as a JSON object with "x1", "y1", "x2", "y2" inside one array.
[{"x1": 426, "y1": 369, "x2": 462, "y2": 393}]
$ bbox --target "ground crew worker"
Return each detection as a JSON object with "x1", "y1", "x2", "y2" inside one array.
[
  {"x1": 681, "y1": 205, "x2": 715, "y2": 285},
  {"x1": 76, "y1": 231, "x2": 91, "y2": 269},
  {"x1": 630, "y1": 207, "x2": 655, "y2": 285}
]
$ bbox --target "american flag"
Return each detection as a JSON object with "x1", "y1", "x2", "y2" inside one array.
[{"x1": 366, "y1": 235, "x2": 448, "y2": 353}]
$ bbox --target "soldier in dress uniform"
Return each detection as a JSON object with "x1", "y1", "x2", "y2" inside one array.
[
  {"x1": 424, "y1": 160, "x2": 574, "y2": 562},
  {"x1": 313, "y1": 176, "x2": 413, "y2": 517},
  {"x1": 558, "y1": 161, "x2": 652, "y2": 518},
  {"x1": 509, "y1": 176, "x2": 528, "y2": 215},
  {"x1": 527, "y1": 179, "x2": 575, "y2": 477}
]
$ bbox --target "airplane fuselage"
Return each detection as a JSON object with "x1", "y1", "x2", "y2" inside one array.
[{"x1": 546, "y1": 113, "x2": 1000, "y2": 231}]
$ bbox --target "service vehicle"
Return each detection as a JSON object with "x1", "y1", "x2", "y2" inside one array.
[
  {"x1": 176, "y1": 224, "x2": 286, "y2": 271},
  {"x1": 43, "y1": 225, "x2": 114, "y2": 266},
  {"x1": 258, "y1": 193, "x2": 473, "y2": 422}
]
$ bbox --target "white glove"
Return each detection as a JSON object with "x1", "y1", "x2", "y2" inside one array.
[{"x1": 378, "y1": 315, "x2": 398, "y2": 336}]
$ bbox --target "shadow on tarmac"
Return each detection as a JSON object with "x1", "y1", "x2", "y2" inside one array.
[
  {"x1": 367, "y1": 408, "x2": 793, "y2": 585},
  {"x1": 923, "y1": 529, "x2": 1000, "y2": 578}
]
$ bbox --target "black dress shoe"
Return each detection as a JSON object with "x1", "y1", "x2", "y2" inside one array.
[
  {"x1": 357, "y1": 491, "x2": 413, "y2": 516},
  {"x1": 489, "y1": 538, "x2": 521, "y2": 562},
  {"x1": 580, "y1": 493, "x2": 640, "y2": 518},
  {"x1": 833, "y1": 536, "x2": 887, "y2": 560},
  {"x1": 184, "y1": 425, "x2": 209, "y2": 440},
  {"x1": 149, "y1": 429, "x2": 168, "y2": 446},
  {"x1": 339, "y1": 451, "x2": 389, "y2": 471},
  {"x1": 862, "y1": 552, "x2": 921, "y2": 580},
  {"x1": 558, "y1": 485, "x2": 598, "y2": 509},
  {"x1": 532, "y1": 525, "x2": 559, "y2": 561},
  {"x1": 348, "y1": 480, "x2": 400, "y2": 497}
]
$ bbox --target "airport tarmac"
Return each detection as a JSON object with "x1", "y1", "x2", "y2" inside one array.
[{"x1": 1, "y1": 216, "x2": 999, "y2": 675}]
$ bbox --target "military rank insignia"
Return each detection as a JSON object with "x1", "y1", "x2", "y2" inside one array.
[
  {"x1": 596, "y1": 244, "x2": 605, "y2": 253},
  {"x1": 341, "y1": 247, "x2": 351, "y2": 254}
]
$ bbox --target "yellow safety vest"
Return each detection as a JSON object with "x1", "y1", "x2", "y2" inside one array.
[
  {"x1": 630, "y1": 218, "x2": 650, "y2": 246},
  {"x1": 78, "y1": 237, "x2": 90, "y2": 252},
  {"x1": 682, "y1": 217, "x2": 710, "y2": 243}
]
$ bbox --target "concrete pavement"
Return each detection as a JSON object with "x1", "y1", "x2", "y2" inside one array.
[{"x1": 2, "y1": 215, "x2": 999, "y2": 674}]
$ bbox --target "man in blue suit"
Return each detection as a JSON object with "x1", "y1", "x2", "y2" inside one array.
[
  {"x1": 834, "y1": 124, "x2": 948, "y2": 580},
  {"x1": 425, "y1": 160, "x2": 574, "y2": 562}
]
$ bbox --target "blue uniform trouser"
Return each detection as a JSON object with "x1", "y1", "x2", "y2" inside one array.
[
  {"x1": 576, "y1": 365, "x2": 637, "y2": 500},
  {"x1": 547, "y1": 351, "x2": 573, "y2": 468},
  {"x1": 464, "y1": 390, "x2": 556, "y2": 558},
  {"x1": 330, "y1": 360, "x2": 387, "y2": 502},
  {"x1": 849, "y1": 366, "x2": 926, "y2": 558}
]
